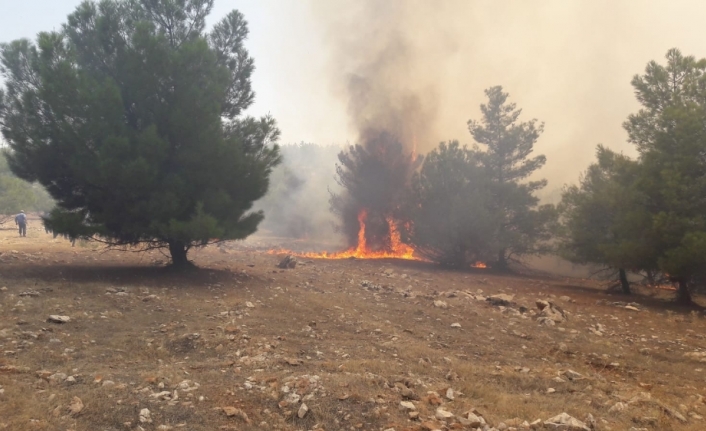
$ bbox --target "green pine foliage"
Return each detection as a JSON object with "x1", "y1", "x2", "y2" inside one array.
[
  {"x1": 467, "y1": 86, "x2": 556, "y2": 269},
  {"x1": 626, "y1": 49, "x2": 706, "y2": 303},
  {"x1": 405, "y1": 141, "x2": 495, "y2": 267},
  {"x1": 0, "y1": 0, "x2": 280, "y2": 266},
  {"x1": 558, "y1": 146, "x2": 655, "y2": 293},
  {"x1": 561, "y1": 49, "x2": 706, "y2": 304}
]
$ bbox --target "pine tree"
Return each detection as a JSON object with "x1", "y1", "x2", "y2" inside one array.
[
  {"x1": 559, "y1": 145, "x2": 655, "y2": 294},
  {"x1": 405, "y1": 141, "x2": 495, "y2": 267},
  {"x1": 468, "y1": 86, "x2": 555, "y2": 270},
  {"x1": 625, "y1": 49, "x2": 706, "y2": 304},
  {"x1": 0, "y1": 0, "x2": 280, "y2": 266}
]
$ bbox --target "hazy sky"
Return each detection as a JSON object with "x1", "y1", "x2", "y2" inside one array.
[{"x1": 3, "y1": 1, "x2": 706, "y2": 191}]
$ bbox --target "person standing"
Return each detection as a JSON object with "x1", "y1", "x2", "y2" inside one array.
[{"x1": 15, "y1": 210, "x2": 27, "y2": 237}]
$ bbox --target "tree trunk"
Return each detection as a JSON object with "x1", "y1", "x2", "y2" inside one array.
[
  {"x1": 168, "y1": 240, "x2": 190, "y2": 268},
  {"x1": 676, "y1": 277, "x2": 692, "y2": 306},
  {"x1": 618, "y1": 268, "x2": 631, "y2": 294},
  {"x1": 646, "y1": 270, "x2": 656, "y2": 286},
  {"x1": 496, "y1": 249, "x2": 508, "y2": 271}
]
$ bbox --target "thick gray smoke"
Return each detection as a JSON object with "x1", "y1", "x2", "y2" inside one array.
[{"x1": 312, "y1": 1, "x2": 454, "y2": 149}]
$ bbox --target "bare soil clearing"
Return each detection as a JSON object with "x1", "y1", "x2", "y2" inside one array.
[{"x1": 1, "y1": 221, "x2": 706, "y2": 431}]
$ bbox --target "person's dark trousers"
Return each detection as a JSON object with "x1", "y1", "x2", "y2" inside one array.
[{"x1": 18, "y1": 223, "x2": 26, "y2": 237}]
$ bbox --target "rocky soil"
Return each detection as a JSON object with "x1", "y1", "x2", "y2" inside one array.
[{"x1": 1, "y1": 223, "x2": 705, "y2": 430}]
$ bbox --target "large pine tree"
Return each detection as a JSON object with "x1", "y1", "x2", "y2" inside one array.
[
  {"x1": 468, "y1": 86, "x2": 555, "y2": 270},
  {"x1": 0, "y1": 0, "x2": 280, "y2": 266},
  {"x1": 625, "y1": 49, "x2": 706, "y2": 304}
]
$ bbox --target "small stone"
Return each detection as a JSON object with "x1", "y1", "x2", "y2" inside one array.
[
  {"x1": 278, "y1": 255, "x2": 297, "y2": 269},
  {"x1": 562, "y1": 370, "x2": 583, "y2": 381},
  {"x1": 400, "y1": 387, "x2": 419, "y2": 400},
  {"x1": 69, "y1": 396, "x2": 83, "y2": 416},
  {"x1": 487, "y1": 293, "x2": 515, "y2": 306},
  {"x1": 466, "y1": 412, "x2": 482, "y2": 427},
  {"x1": 544, "y1": 412, "x2": 590, "y2": 430},
  {"x1": 433, "y1": 300, "x2": 448, "y2": 309},
  {"x1": 139, "y1": 408, "x2": 152, "y2": 423},
  {"x1": 435, "y1": 407, "x2": 454, "y2": 420},
  {"x1": 547, "y1": 388, "x2": 556, "y2": 394},
  {"x1": 445, "y1": 388, "x2": 454, "y2": 400},
  {"x1": 450, "y1": 323, "x2": 461, "y2": 328},
  {"x1": 609, "y1": 401, "x2": 627, "y2": 412},
  {"x1": 245, "y1": 301, "x2": 255, "y2": 308},
  {"x1": 399, "y1": 401, "x2": 416, "y2": 411},
  {"x1": 47, "y1": 315, "x2": 70, "y2": 324},
  {"x1": 297, "y1": 403, "x2": 309, "y2": 418},
  {"x1": 625, "y1": 305, "x2": 640, "y2": 311}
]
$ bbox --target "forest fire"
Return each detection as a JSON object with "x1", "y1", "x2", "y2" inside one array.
[
  {"x1": 269, "y1": 209, "x2": 423, "y2": 261},
  {"x1": 268, "y1": 208, "x2": 488, "y2": 268}
]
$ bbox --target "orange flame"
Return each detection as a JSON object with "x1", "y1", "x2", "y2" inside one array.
[
  {"x1": 268, "y1": 208, "x2": 487, "y2": 268},
  {"x1": 269, "y1": 209, "x2": 421, "y2": 260}
]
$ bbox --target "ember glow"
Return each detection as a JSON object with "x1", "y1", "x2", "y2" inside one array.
[{"x1": 270, "y1": 209, "x2": 422, "y2": 261}]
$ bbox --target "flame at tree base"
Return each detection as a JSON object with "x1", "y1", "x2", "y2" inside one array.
[
  {"x1": 266, "y1": 209, "x2": 488, "y2": 268},
  {"x1": 268, "y1": 209, "x2": 421, "y2": 260}
]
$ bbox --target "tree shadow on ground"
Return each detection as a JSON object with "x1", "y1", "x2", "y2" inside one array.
[{"x1": 0, "y1": 262, "x2": 244, "y2": 289}]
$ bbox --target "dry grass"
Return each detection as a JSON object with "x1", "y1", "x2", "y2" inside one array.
[{"x1": 1, "y1": 222, "x2": 706, "y2": 430}]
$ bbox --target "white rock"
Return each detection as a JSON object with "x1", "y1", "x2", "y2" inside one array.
[
  {"x1": 433, "y1": 300, "x2": 448, "y2": 309},
  {"x1": 445, "y1": 388, "x2": 455, "y2": 400},
  {"x1": 399, "y1": 401, "x2": 416, "y2": 411},
  {"x1": 245, "y1": 301, "x2": 255, "y2": 308},
  {"x1": 297, "y1": 403, "x2": 309, "y2": 418},
  {"x1": 47, "y1": 315, "x2": 70, "y2": 324},
  {"x1": 450, "y1": 323, "x2": 461, "y2": 328},
  {"x1": 544, "y1": 412, "x2": 590, "y2": 430},
  {"x1": 435, "y1": 407, "x2": 454, "y2": 420},
  {"x1": 139, "y1": 408, "x2": 152, "y2": 423},
  {"x1": 466, "y1": 412, "x2": 482, "y2": 427}
]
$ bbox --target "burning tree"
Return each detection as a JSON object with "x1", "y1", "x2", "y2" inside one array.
[{"x1": 330, "y1": 131, "x2": 422, "y2": 257}]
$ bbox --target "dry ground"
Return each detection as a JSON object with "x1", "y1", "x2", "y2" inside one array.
[{"x1": 1, "y1": 218, "x2": 706, "y2": 431}]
